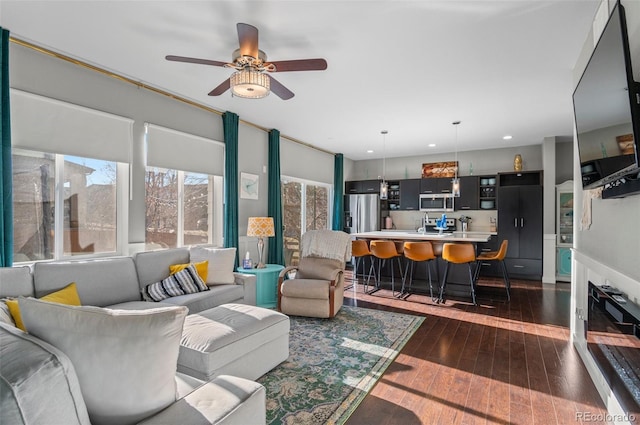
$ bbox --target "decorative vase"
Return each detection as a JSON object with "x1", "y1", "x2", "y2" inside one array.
[{"x1": 513, "y1": 154, "x2": 523, "y2": 171}]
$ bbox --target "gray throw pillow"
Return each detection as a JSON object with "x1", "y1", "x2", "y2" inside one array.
[{"x1": 18, "y1": 298, "x2": 187, "y2": 425}]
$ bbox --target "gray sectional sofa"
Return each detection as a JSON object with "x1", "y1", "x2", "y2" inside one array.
[{"x1": 0, "y1": 247, "x2": 291, "y2": 425}]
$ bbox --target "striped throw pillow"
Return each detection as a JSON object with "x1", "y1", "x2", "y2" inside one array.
[{"x1": 144, "y1": 264, "x2": 209, "y2": 302}]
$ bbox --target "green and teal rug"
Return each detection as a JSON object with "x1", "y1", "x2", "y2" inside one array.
[{"x1": 257, "y1": 306, "x2": 424, "y2": 425}]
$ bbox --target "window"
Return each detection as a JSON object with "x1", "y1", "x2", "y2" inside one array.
[
  {"x1": 144, "y1": 123, "x2": 224, "y2": 249},
  {"x1": 281, "y1": 176, "x2": 332, "y2": 266},
  {"x1": 12, "y1": 149, "x2": 123, "y2": 263},
  {"x1": 145, "y1": 167, "x2": 217, "y2": 248}
]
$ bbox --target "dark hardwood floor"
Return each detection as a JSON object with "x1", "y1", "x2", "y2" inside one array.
[{"x1": 341, "y1": 272, "x2": 613, "y2": 425}]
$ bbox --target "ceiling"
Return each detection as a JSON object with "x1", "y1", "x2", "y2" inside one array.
[{"x1": 0, "y1": 1, "x2": 600, "y2": 160}]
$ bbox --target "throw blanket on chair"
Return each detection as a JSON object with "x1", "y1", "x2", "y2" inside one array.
[{"x1": 300, "y1": 230, "x2": 352, "y2": 262}]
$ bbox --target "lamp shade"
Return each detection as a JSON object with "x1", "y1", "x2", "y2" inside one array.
[{"x1": 247, "y1": 217, "x2": 275, "y2": 237}]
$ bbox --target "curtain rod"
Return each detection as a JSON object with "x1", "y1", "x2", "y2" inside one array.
[{"x1": 9, "y1": 36, "x2": 334, "y2": 156}]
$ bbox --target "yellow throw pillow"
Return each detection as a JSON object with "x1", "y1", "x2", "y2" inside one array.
[
  {"x1": 169, "y1": 260, "x2": 208, "y2": 282},
  {"x1": 6, "y1": 282, "x2": 82, "y2": 331}
]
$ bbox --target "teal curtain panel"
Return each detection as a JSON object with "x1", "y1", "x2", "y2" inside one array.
[
  {"x1": 222, "y1": 111, "x2": 239, "y2": 267},
  {"x1": 267, "y1": 129, "x2": 285, "y2": 266},
  {"x1": 332, "y1": 153, "x2": 344, "y2": 231},
  {"x1": 1, "y1": 28, "x2": 13, "y2": 267}
]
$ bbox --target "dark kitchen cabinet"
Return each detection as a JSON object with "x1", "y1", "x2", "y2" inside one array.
[
  {"x1": 399, "y1": 179, "x2": 420, "y2": 210},
  {"x1": 498, "y1": 183, "x2": 543, "y2": 279},
  {"x1": 345, "y1": 180, "x2": 380, "y2": 194},
  {"x1": 420, "y1": 177, "x2": 452, "y2": 194},
  {"x1": 455, "y1": 176, "x2": 478, "y2": 210}
]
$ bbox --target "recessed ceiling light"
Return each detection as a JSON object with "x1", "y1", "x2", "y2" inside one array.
[
  {"x1": 428, "y1": 143, "x2": 436, "y2": 148},
  {"x1": 367, "y1": 150, "x2": 374, "y2": 154},
  {"x1": 503, "y1": 135, "x2": 513, "y2": 140}
]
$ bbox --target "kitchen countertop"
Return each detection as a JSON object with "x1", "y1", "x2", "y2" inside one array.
[{"x1": 352, "y1": 231, "x2": 493, "y2": 243}]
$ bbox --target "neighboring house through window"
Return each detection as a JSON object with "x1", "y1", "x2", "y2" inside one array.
[{"x1": 12, "y1": 150, "x2": 124, "y2": 262}]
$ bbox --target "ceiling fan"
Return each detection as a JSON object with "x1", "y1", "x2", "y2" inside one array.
[{"x1": 166, "y1": 23, "x2": 327, "y2": 100}]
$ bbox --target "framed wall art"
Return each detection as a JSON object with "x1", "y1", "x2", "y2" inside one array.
[
  {"x1": 421, "y1": 161, "x2": 458, "y2": 178},
  {"x1": 240, "y1": 172, "x2": 259, "y2": 200}
]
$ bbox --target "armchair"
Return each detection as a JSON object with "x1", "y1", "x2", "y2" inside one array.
[{"x1": 277, "y1": 230, "x2": 352, "y2": 318}]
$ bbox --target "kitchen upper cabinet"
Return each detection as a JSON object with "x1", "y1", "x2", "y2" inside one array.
[
  {"x1": 420, "y1": 177, "x2": 453, "y2": 194},
  {"x1": 498, "y1": 184, "x2": 542, "y2": 279},
  {"x1": 345, "y1": 180, "x2": 380, "y2": 194},
  {"x1": 399, "y1": 179, "x2": 420, "y2": 210},
  {"x1": 455, "y1": 176, "x2": 478, "y2": 210}
]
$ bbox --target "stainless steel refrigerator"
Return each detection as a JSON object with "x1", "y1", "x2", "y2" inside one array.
[{"x1": 345, "y1": 193, "x2": 380, "y2": 234}]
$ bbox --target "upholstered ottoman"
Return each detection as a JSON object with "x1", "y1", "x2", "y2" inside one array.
[{"x1": 178, "y1": 303, "x2": 290, "y2": 381}]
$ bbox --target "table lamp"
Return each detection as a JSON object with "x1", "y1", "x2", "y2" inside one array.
[{"x1": 247, "y1": 217, "x2": 275, "y2": 268}]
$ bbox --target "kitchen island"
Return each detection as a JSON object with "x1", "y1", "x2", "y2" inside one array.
[
  {"x1": 351, "y1": 230, "x2": 493, "y2": 243},
  {"x1": 350, "y1": 230, "x2": 498, "y2": 301}
]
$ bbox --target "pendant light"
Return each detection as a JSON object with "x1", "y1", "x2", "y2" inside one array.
[
  {"x1": 452, "y1": 121, "x2": 461, "y2": 197},
  {"x1": 380, "y1": 130, "x2": 388, "y2": 200}
]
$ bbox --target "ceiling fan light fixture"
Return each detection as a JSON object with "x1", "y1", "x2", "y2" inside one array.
[{"x1": 230, "y1": 69, "x2": 270, "y2": 99}]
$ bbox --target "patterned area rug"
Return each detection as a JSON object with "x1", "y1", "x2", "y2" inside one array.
[{"x1": 257, "y1": 306, "x2": 424, "y2": 425}]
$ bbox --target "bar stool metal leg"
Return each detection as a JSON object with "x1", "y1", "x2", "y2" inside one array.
[{"x1": 438, "y1": 262, "x2": 450, "y2": 303}]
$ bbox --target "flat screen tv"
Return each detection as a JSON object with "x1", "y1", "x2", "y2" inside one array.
[{"x1": 573, "y1": 1, "x2": 640, "y2": 190}]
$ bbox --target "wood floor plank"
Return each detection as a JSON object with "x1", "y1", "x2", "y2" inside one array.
[{"x1": 342, "y1": 276, "x2": 610, "y2": 425}]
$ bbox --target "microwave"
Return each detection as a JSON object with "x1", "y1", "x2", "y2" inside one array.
[{"x1": 419, "y1": 193, "x2": 454, "y2": 212}]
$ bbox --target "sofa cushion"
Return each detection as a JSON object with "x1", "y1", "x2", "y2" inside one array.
[
  {"x1": 158, "y1": 284, "x2": 245, "y2": 314},
  {"x1": 33, "y1": 257, "x2": 140, "y2": 306},
  {"x1": 106, "y1": 300, "x2": 175, "y2": 310},
  {"x1": 138, "y1": 375, "x2": 266, "y2": 425},
  {"x1": 0, "y1": 322, "x2": 91, "y2": 425},
  {"x1": 189, "y1": 247, "x2": 236, "y2": 285},
  {"x1": 0, "y1": 265, "x2": 34, "y2": 298},
  {"x1": 6, "y1": 282, "x2": 81, "y2": 331},
  {"x1": 169, "y1": 260, "x2": 209, "y2": 282},
  {"x1": 134, "y1": 247, "x2": 190, "y2": 289},
  {"x1": 18, "y1": 298, "x2": 188, "y2": 425},
  {"x1": 143, "y1": 264, "x2": 209, "y2": 302}
]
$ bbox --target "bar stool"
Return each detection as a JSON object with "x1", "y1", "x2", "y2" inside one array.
[
  {"x1": 402, "y1": 241, "x2": 437, "y2": 301},
  {"x1": 438, "y1": 243, "x2": 477, "y2": 305},
  {"x1": 474, "y1": 240, "x2": 510, "y2": 301},
  {"x1": 368, "y1": 240, "x2": 404, "y2": 297},
  {"x1": 349, "y1": 239, "x2": 372, "y2": 290}
]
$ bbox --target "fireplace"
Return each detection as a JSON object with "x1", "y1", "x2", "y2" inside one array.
[{"x1": 588, "y1": 281, "x2": 640, "y2": 417}]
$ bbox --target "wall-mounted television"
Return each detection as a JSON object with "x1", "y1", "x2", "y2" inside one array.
[{"x1": 573, "y1": 0, "x2": 640, "y2": 190}]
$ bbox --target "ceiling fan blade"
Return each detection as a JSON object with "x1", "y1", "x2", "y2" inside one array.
[
  {"x1": 237, "y1": 23, "x2": 259, "y2": 58},
  {"x1": 267, "y1": 59, "x2": 328, "y2": 72},
  {"x1": 268, "y1": 76, "x2": 294, "y2": 100},
  {"x1": 166, "y1": 55, "x2": 228, "y2": 67},
  {"x1": 208, "y1": 78, "x2": 231, "y2": 96}
]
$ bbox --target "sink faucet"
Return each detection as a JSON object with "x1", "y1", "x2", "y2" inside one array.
[{"x1": 422, "y1": 212, "x2": 429, "y2": 230}]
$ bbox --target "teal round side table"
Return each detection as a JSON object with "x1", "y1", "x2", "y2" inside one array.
[{"x1": 237, "y1": 264, "x2": 285, "y2": 308}]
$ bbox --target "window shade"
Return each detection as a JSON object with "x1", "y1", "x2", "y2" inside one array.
[
  {"x1": 10, "y1": 89, "x2": 133, "y2": 162},
  {"x1": 280, "y1": 138, "x2": 333, "y2": 184},
  {"x1": 145, "y1": 123, "x2": 224, "y2": 176}
]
